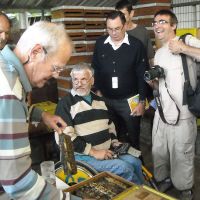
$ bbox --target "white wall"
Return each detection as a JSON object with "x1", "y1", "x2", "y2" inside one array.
[{"x1": 172, "y1": 0, "x2": 200, "y2": 28}]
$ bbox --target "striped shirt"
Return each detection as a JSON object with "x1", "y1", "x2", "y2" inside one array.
[
  {"x1": 0, "y1": 45, "x2": 67, "y2": 200},
  {"x1": 55, "y1": 89, "x2": 118, "y2": 155}
]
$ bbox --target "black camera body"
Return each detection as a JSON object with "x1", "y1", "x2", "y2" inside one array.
[
  {"x1": 144, "y1": 65, "x2": 165, "y2": 81},
  {"x1": 111, "y1": 143, "x2": 141, "y2": 158}
]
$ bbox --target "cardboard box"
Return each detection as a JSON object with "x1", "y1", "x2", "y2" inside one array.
[
  {"x1": 29, "y1": 101, "x2": 57, "y2": 134},
  {"x1": 32, "y1": 101, "x2": 57, "y2": 115}
]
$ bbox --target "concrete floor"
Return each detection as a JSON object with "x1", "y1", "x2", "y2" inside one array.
[
  {"x1": 140, "y1": 117, "x2": 200, "y2": 200},
  {"x1": 141, "y1": 141, "x2": 200, "y2": 200}
]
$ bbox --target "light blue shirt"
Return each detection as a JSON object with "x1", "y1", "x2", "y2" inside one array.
[{"x1": 1, "y1": 45, "x2": 32, "y2": 93}]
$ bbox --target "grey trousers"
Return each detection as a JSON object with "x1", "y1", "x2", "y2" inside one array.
[
  {"x1": 0, "y1": 193, "x2": 11, "y2": 200},
  {"x1": 152, "y1": 114, "x2": 197, "y2": 191}
]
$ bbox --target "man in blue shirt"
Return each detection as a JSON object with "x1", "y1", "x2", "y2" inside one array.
[{"x1": 0, "y1": 21, "x2": 73, "y2": 200}]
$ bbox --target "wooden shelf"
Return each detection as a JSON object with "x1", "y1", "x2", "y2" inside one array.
[{"x1": 51, "y1": 6, "x2": 111, "y2": 97}]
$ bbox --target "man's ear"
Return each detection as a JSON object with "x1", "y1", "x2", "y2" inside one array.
[
  {"x1": 91, "y1": 76, "x2": 95, "y2": 86},
  {"x1": 123, "y1": 23, "x2": 127, "y2": 32},
  {"x1": 172, "y1": 23, "x2": 177, "y2": 31},
  {"x1": 130, "y1": 10, "x2": 134, "y2": 19},
  {"x1": 29, "y1": 44, "x2": 44, "y2": 60}
]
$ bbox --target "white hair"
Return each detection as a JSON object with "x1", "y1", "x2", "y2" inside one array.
[
  {"x1": 70, "y1": 62, "x2": 94, "y2": 78},
  {"x1": 16, "y1": 21, "x2": 71, "y2": 56}
]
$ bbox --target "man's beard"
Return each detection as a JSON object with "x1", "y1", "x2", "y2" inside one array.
[
  {"x1": 0, "y1": 39, "x2": 7, "y2": 49},
  {"x1": 75, "y1": 87, "x2": 90, "y2": 96}
]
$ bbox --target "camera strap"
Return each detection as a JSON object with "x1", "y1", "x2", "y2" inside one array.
[
  {"x1": 153, "y1": 78, "x2": 180, "y2": 125},
  {"x1": 179, "y1": 33, "x2": 193, "y2": 105}
]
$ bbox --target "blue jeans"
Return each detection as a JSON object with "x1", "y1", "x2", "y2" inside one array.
[{"x1": 75, "y1": 154, "x2": 144, "y2": 185}]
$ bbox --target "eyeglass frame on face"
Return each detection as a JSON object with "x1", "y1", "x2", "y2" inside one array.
[
  {"x1": 72, "y1": 75, "x2": 93, "y2": 85},
  {"x1": 42, "y1": 46, "x2": 69, "y2": 74},
  {"x1": 51, "y1": 65, "x2": 70, "y2": 74},
  {"x1": 152, "y1": 19, "x2": 170, "y2": 27},
  {"x1": 22, "y1": 46, "x2": 69, "y2": 74},
  {"x1": 106, "y1": 25, "x2": 124, "y2": 34}
]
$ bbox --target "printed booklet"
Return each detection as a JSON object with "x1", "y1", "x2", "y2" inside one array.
[{"x1": 127, "y1": 94, "x2": 149, "y2": 112}]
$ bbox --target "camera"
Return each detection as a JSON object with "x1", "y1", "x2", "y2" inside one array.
[{"x1": 144, "y1": 65, "x2": 165, "y2": 81}]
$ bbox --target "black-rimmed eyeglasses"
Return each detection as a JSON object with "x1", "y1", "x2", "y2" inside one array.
[
  {"x1": 43, "y1": 46, "x2": 69, "y2": 74},
  {"x1": 51, "y1": 65, "x2": 70, "y2": 73},
  {"x1": 152, "y1": 19, "x2": 169, "y2": 27},
  {"x1": 72, "y1": 76, "x2": 93, "y2": 85},
  {"x1": 107, "y1": 25, "x2": 124, "y2": 33}
]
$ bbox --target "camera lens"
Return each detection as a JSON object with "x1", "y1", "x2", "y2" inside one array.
[
  {"x1": 144, "y1": 65, "x2": 164, "y2": 81},
  {"x1": 144, "y1": 71, "x2": 151, "y2": 81}
]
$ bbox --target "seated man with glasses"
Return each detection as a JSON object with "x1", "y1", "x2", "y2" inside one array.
[{"x1": 55, "y1": 63, "x2": 144, "y2": 185}]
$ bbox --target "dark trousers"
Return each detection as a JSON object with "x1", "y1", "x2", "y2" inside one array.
[{"x1": 104, "y1": 97, "x2": 141, "y2": 150}]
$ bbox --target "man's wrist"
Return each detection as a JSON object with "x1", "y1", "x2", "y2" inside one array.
[
  {"x1": 139, "y1": 100, "x2": 145, "y2": 105},
  {"x1": 89, "y1": 148, "x2": 94, "y2": 156}
]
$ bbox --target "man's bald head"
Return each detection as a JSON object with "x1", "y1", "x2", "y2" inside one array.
[{"x1": 0, "y1": 12, "x2": 11, "y2": 49}]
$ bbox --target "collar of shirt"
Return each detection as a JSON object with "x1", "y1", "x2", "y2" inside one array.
[
  {"x1": 82, "y1": 94, "x2": 92, "y2": 104},
  {"x1": 104, "y1": 32, "x2": 130, "y2": 50},
  {"x1": 1, "y1": 45, "x2": 32, "y2": 93}
]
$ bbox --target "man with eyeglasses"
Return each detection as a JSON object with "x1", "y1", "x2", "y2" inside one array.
[
  {"x1": 0, "y1": 21, "x2": 73, "y2": 200},
  {"x1": 151, "y1": 9, "x2": 200, "y2": 200},
  {"x1": 55, "y1": 63, "x2": 144, "y2": 185},
  {"x1": 92, "y1": 10, "x2": 148, "y2": 150},
  {"x1": 115, "y1": 0, "x2": 154, "y2": 66}
]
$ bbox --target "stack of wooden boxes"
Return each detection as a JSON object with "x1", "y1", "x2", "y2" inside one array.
[{"x1": 51, "y1": 6, "x2": 113, "y2": 98}]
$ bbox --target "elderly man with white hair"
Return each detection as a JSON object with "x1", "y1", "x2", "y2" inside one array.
[{"x1": 0, "y1": 21, "x2": 73, "y2": 200}]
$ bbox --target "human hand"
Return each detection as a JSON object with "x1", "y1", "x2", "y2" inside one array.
[
  {"x1": 96, "y1": 90, "x2": 102, "y2": 97},
  {"x1": 146, "y1": 80, "x2": 154, "y2": 88},
  {"x1": 146, "y1": 79, "x2": 159, "y2": 90},
  {"x1": 112, "y1": 141, "x2": 122, "y2": 148},
  {"x1": 131, "y1": 103, "x2": 145, "y2": 117},
  {"x1": 41, "y1": 111, "x2": 67, "y2": 134},
  {"x1": 169, "y1": 39, "x2": 186, "y2": 54},
  {"x1": 89, "y1": 148, "x2": 114, "y2": 160}
]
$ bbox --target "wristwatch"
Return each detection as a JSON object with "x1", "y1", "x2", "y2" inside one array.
[{"x1": 139, "y1": 100, "x2": 146, "y2": 105}]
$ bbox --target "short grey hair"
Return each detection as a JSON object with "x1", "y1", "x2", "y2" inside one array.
[
  {"x1": 70, "y1": 63, "x2": 94, "y2": 77},
  {"x1": 16, "y1": 21, "x2": 72, "y2": 56}
]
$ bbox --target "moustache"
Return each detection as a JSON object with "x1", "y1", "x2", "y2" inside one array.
[
  {"x1": 0, "y1": 39, "x2": 6, "y2": 45},
  {"x1": 75, "y1": 86, "x2": 85, "y2": 89}
]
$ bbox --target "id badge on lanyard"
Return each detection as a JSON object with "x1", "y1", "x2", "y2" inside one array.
[{"x1": 112, "y1": 77, "x2": 118, "y2": 89}]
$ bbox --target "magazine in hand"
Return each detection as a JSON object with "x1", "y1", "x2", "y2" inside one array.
[{"x1": 127, "y1": 94, "x2": 149, "y2": 112}]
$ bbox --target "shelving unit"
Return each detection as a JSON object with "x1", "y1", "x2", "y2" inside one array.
[{"x1": 51, "y1": 6, "x2": 113, "y2": 98}]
